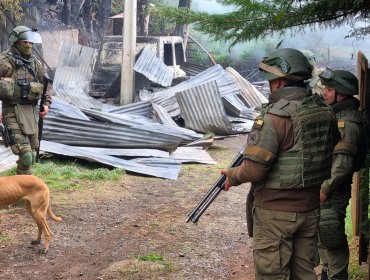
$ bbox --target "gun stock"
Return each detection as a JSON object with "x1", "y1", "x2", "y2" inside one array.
[{"x1": 185, "y1": 149, "x2": 245, "y2": 224}]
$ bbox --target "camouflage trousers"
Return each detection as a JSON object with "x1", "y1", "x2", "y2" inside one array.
[
  {"x1": 253, "y1": 206, "x2": 320, "y2": 280},
  {"x1": 318, "y1": 196, "x2": 350, "y2": 280},
  {"x1": 3, "y1": 110, "x2": 38, "y2": 174}
]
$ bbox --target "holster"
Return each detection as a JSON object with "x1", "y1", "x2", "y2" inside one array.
[{"x1": 246, "y1": 188, "x2": 254, "y2": 237}]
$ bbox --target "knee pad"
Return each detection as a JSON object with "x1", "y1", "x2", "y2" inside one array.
[{"x1": 19, "y1": 149, "x2": 33, "y2": 168}]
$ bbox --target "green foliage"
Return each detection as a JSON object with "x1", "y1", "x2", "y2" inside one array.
[
  {"x1": 111, "y1": 0, "x2": 124, "y2": 15},
  {"x1": 136, "y1": 253, "x2": 165, "y2": 262},
  {"x1": 153, "y1": 0, "x2": 370, "y2": 45},
  {"x1": 149, "y1": 0, "x2": 176, "y2": 35},
  {"x1": 2, "y1": 157, "x2": 124, "y2": 190},
  {"x1": 0, "y1": 0, "x2": 27, "y2": 20}
]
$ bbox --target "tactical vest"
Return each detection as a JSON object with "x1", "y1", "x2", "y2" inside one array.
[
  {"x1": 255, "y1": 94, "x2": 335, "y2": 190},
  {"x1": 0, "y1": 50, "x2": 40, "y2": 105},
  {"x1": 335, "y1": 109, "x2": 368, "y2": 172}
]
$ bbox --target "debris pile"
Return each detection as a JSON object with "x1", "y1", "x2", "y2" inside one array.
[{"x1": 0, "y1": 42, "x2": 268, "y2": 179}]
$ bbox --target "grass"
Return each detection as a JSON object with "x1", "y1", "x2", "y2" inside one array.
[
  {"x1": 346, "y1": 200, "x2": 368, "y2": 280},
  {"x1": 135, "y1": 253, "x2": 172, "y2": 272},
  {"x1": 0, "y1": 234, "x2": 11, "y2": 244},
  {"x1": 1, "y1": 156, "x2": 125, "y2": 190}
]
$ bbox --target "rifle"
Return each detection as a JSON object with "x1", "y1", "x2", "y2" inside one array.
[
  {"x1": 185, "y1": 149, "x2": 245, "y2": 223},
  {"x1": 36, "y1": 74, "x2": 53, "y2": 162},
  {"x1": 0, "y1": 122, "x2": 11, "y2": 147}
]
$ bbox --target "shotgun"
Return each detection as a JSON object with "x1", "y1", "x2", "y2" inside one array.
[{"x1": 185, "y1": 149, "x2": 245, "y2": 223}]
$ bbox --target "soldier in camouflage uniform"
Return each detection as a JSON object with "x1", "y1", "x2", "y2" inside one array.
[
  {"x1": 221, "y1": 48, "x2": 339, "y2": 279},
  {"x1": 318, "y1": 69, "x2": 366, "y2": 280},
  {"x1": 0, "y1": 26, "x2": 52, "y2": 174}
]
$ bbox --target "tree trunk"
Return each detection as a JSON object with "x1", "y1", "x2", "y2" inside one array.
[
  {"x1": 82, "y1": 0, "x2": 93, "y2": 42},
  {"x1": 137, "y1": 0, "x2": 149, "y2": 36},
  {"x1": 173, "y1": 0, "x2": 191, "y2": 50},
  {"x1": 62, "y1": 0, "x2": 71, "y2": 25},
  {"x1": 96, "y1": 0, "x2": 112, "y2": 40}
]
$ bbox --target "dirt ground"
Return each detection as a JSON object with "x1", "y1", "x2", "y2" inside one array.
[{"x1": 0, "y1": 135, "x2": 257, "y2": 280}]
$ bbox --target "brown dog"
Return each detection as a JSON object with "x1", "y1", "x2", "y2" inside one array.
[{"x1": 0, "y1": 175, "x2": 62, "y2": 253}]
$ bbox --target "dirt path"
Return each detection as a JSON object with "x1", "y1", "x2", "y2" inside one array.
[{"x1": 0, "y1": 135, "x2": 255, "y2": 280}]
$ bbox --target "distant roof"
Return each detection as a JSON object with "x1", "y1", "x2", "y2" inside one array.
[{"x1": 110, "y1": 13, "x2": 124, "y2": 19}]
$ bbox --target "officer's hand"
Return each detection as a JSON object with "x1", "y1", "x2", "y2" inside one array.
[
  {"x1": 0, "y1": 114, "x2": 2, "y2": 123},
  {"x1": 320, "y1": 191, "x2": 328, "y2": 204},
  {"x1": 220, "y1": 169, "x2": 231, "y2": 191},
  {"x1": 39, "y1": 105, "x2": 49, "y2": 118}
]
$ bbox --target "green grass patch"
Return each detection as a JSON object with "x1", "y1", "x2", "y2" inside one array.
[
  {"x1": 1, "y1": 157, "x2": 124, "y2": 190},
  {"x1": 135, "y1": 253, "x2": 172, "y2": 272},
  {"x1": 0, "y1": 234, "x2": 12, "y2": 244},
  {"x1": 136, "y1": 253, "x2": 165, "y2": 263}
]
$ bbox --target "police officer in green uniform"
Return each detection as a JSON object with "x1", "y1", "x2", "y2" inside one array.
[
  {"x1": 318, "y1": 69, "x2": 366, "y2": 280},
  {"x1": 0, "y1": 26, "x2": 52, "y2": 174},
  {"x1": 221, "y1": 48, "x2": 339, "y2": 279}
]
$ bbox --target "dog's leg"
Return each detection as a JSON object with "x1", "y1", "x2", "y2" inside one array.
[
  {"x1": 32, "y1": 212, "x2": 52, "y2": 254},
  {"x1": 29, "y1": 195, "x2": 52, "y2": 254},
  {"x1": 26, "y1": 200, "x2": 43, "y2": 246}
]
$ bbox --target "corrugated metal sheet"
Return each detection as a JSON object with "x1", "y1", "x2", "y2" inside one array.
[
  {"x1": 151, "y1": 103, "x2": 179, "y2": 126},
  {"x1": 53, "y1": 42, "x2": 102, "y2": 110},
  {"x1": 40, "y1": 141, "x2": 181, "y2": 180},
  {"x1": 222, "y1": 94, "x2": 256, "y2": 119},
  {"x1": 105, "y1": 100, "x2": 152, "y2": 116},
  {"x1": 134, "y1": 46, "x2": 174, "y2": 87},
  {"x1": 150, "y1": 64, "x2": 241, "y2": 117},
  {"x1": 49, "y1": 97, "x2": 90, "y2": 120},
  {"x1": 80, "y1": 108, "x2": 203, "y2": 143},
  {"x1": 81, "y1": 107, "x2": 153, "y2": 125},
  {"x1": 43, "y1": 115, "x2": 181, "y2": 152},
  {"x1": 79, "y1": 147, "x2": 169, "y2": 158},
  {"x1": 0, "y1": 145, "x2": 17, "y2": 173},
  {"x1": 175, "y1": 80, "x2": 233, "y2": 135},
  {"x1": 180, "y1": 62, "x2": 208, "y2": 76},
  {"x1": 169, "y1": 147, "x2": 217, "y2": 164},
  {"x1": 225, "y1": 67, "x2": 268, "y2": 107}
]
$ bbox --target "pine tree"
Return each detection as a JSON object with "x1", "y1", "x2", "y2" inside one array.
[{"x1": 153, "y1": 0, "x2": 370, "y2": 46}]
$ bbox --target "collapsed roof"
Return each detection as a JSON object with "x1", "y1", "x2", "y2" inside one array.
[{"x1": 0, "y1": 41, "x2": 267, "y2": 180}]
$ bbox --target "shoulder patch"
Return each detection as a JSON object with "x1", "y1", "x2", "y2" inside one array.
[{"x1": 247, "y1": 130, "x2": 260, "y2": 145}]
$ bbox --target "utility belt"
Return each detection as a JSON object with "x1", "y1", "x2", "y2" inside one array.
[{"x1": 3, "y1": 99, "x2": 38, "y2": 106}]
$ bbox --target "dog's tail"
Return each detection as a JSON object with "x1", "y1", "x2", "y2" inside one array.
[{"x1": 48, "y1": 204, "x2": 63, "y2": 222}]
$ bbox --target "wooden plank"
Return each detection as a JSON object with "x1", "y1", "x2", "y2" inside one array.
[{"x1": 354, "y1": 51, "x2": 370, "y2": 270}]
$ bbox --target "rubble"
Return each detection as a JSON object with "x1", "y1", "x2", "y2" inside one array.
[{"x1": 0, "y1": 42, "x2": 267, "y2": 180}]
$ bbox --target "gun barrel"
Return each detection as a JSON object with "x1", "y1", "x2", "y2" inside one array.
[
  {"x1": 185, "y1": 151, "x2": 245, "y2": 224},
  {"x1": 185, "y1": 176, "x2": 225, "y2": 223},
  {"x1": 187, "y1": 183, "x2": 223, "y2": 223}
]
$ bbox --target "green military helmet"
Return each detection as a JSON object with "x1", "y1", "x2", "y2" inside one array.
[
  {"x1": 259, "y1": 48, "x2": 312, "y2": 81},
  {"x1": 300, "y1": 49, "x2": 316, "y2": 67},
  {"x1": 319, "y1": 68, "x2": 358, "y2": 95},
  {"x1": 9, "y1": 26, "x2": 42, "y2": 45}
]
